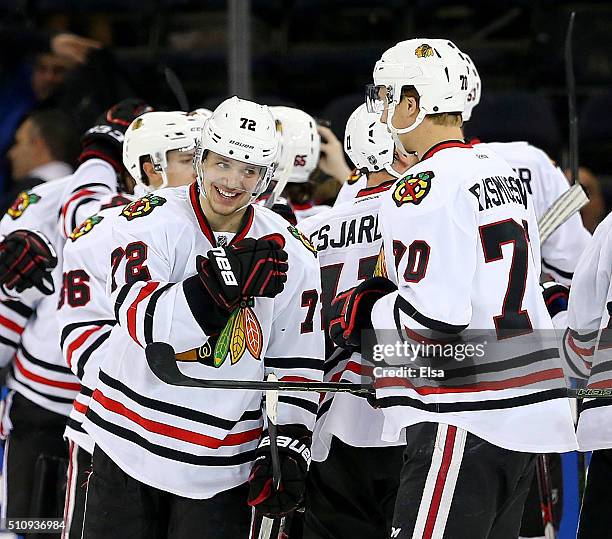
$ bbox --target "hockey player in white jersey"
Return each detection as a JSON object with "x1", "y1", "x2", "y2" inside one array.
[
  {"x1": 330, "y1": 39, "x2": 577, "y2": 538},
  {"x1": 267, "y1": 106, "x2": 327, "y2": 222},
  {"x1": 80, "y1": 97, "x2": 324, "y2": 538},
  {"x1": 562, "y1": 214, "x2": 612, "y2": 538},
  {"x1": 0, "y1": 98, "x2": 151, "y2": 527},
  {"x1": 298, "y1": 103, "x2": 415, "y2": 538},
  {"x1": 58, "y1": 110, "x2": 204, "y2": 539}
]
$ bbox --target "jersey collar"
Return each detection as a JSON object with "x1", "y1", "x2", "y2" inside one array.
[
  {"x1": 189, "y1": 182, "x2": 254, "y2": 247},
  {"x1": 420, "y1": 139, "x2": 473, "y2": 161},
  {"x1": 355, "y1": 178, "x2": 396, "y2": 198}
]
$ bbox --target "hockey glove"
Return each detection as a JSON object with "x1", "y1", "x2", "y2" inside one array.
[
  {"x1": 79, "y1": 98, "x2": 153, "y2": 172},
  {"x1": 328, "y1": 277, "x2": 397, "y2": 352},
  {"x1": 0, "y1": 230, "x2": 57, "y2": 295},
  {"x1": 541, "y1": 281, "x2": 569, "y2": 319},
  {"x1": 247, "y1": 425, "x2": 311, "y2": 517}
]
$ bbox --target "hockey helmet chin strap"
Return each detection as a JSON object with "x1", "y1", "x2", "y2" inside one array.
[{"x1": 384, "y1": 100, "x2": 427, "y2": 159}]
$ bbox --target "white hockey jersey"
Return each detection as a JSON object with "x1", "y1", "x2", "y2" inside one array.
[
  {"x1": 564, "y1": 213, "x2": 612, "y2": 450},
  {"x1": 58, "y1": 193, "x2": 135, "y2": 453},
  {"x1": 291, "y1": 200, "x2": 330, "y2": 222},
  {"x1": 82, "y1": 183, "x2": 324, "y2": 498},
  {"x1": 333, "y1": 171, "x2": 366, "y2": 207},
  {"x1": 371, "y1": 140, "x2": 577, "y2": 453},
  {"x1": 299, "y1": 180, "x2": 403, "y2": 461},
  {"x1": 476, "y1": 141, "x2": 590, "y2": 285},
  {"x1": 0, "y1": 159, "x2": 119, "y2": 417}
]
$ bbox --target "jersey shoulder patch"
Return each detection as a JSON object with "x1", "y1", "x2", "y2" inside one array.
[
  {"x1": 121, "y1": 194, "x2": 166, "y2": 221},
  {"x1": 392, "y1": 171, "x2": 435, "y2": 207},
  {"x1": 287, "y1": 225, "x2": 317, "y2": 257},
  {"x1": 69, "y1": 214, "x2": 104, "y2": 242},
  {"x1": 8, "y1": 191, "x2": 40, "y2": 220},
  {"x1": 100, "y1": 194, "x2": 133, "y2": 211}
]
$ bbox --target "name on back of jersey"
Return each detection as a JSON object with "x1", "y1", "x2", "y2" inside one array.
[
  {"x1": 468, "y1": 174, "x2": 528, "y2": 212},
  {"x1": 307, "y1": 212, "x2": 381, "y2": 251}
]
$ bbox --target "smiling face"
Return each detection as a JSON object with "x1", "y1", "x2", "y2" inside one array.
[{"x1": 199, "y1": 150, "x2": 266, "y2": 217}]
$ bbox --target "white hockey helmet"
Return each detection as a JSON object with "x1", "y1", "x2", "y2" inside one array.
[
  {"x1": 344, "y1": 103, "x2": 400, "y2": 177},
  {"x1": 271, "y1": 106, "x2": 320, "y2": 184},
  {"x1": 189, "y1": 108, "x2": 213, "y2": 121},
  {"x1": 367, "y1": 39, "x2": 468, "y2": 154},
  {"x1": 123, "y1": 111, "x2": 204, "y2": 191},
  {"x1": 462, "y1": 54, "x2": 481, "y2": 122},
  {"x1": 194, "y1": 96, "x2": 280, "y2": 203}
]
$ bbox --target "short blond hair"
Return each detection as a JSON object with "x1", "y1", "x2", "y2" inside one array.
[{"x1": 400, "y1": 86, "x2": 463, "y2": 127}]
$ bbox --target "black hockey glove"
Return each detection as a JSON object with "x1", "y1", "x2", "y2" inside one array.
[
  {"x1": 0, "y1": 230, "x2": 57, "y2": 295},
  {"x1": 183, "y1": 238, "x2": 288, "y2": 333},
  {"x1": 247, "y1": 425, "x2": 311, "y2": 517},
  {"x1": 79, "y1": 98, "x2": 153, "y2": 172},
  {"x1": 328, "y1": 277, "x2": 397, "y2": 352},
  {"x1": 541, "y1": 281, "x2": 569, "y2": 319}
]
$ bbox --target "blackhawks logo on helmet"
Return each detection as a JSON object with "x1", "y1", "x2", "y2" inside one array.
[
  {"x1": 392, "y1": 171, "x2": 434, "y2": 207},
  {"x1": 415, "y1": 44, "x2": 434, "y2": 58},
  {"x1": 287, "y1": 226, "x2": 317, "y2": 257},
  {"x1": 69, "y1": 215, "x2": 104, "y2": 242},
  {"x1": 121, "y1": 194, "x2": 166, "y2": 221},
  {"x1": 8, "y1": 191, "x2": 40, "y2": 220}
]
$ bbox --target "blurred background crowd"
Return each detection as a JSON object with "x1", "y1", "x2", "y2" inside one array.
[{"x1": 0, "y1": 0, "x2": 609, "y2": 226}]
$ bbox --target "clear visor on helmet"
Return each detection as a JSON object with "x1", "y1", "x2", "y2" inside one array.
[
  {"x1": 194, "y1": 141, "x2": 272, "y2": 199},
  {"x1": 365, "y1": 84, "x2": 395, "y2": 114}
]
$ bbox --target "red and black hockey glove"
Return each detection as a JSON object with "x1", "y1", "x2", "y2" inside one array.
[
  {"x1": 541, "y1": 281, "x2": 569, "y2": 319},
  {"x1": 0, "y1": 230, "x2": 57, "y2": 295},
  {"x1": 328, "y1": 277, "x2": 397, "y2": 352},
  {"x1": 183, "y1": 237, "x2": 288, "y2": 333},
  {"x1": 79, "y1": 98, "x2": 153, "y2": 172},
  {"x1": 247, "y1": 425, "x2": 311, "y2": 517}
]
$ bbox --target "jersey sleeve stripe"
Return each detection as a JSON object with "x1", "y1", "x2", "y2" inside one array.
[
  {"x1": 0, "y1": 335, "x2": 17, "y2": 349},
  {"x1": 86, "y1": 408, "x2": 258, "y2": 466},
  {"x1": 70, "y1": 182, "x2": 113, "y2": 194},
  {"x1": 144, "y1": 283, "x2": 173, "y2": 345},
  {"x1": 264, "y1": 357, "x2": 324, "y2": 371},
  {"x1": 14, "y1": 355, "x2": 81, "y2": 391},
  {"x1": 114, "y1": 285, "x2": 132, "y2": 324},
  {"x1": 395, "y1": 296, "x2": 468, "y2": 335},
  {"x1": 66, "y1": 326, "x2": 104, "y2": 368},
  {"x1": 92, "y1": 389, "x2": 262, "y2": 449},
  {"x1": 60, "y1": 189, "x2": 96, "y2": 236},
  {"x1": 75, "y1": 331, "x2": 111, "y2": 381},
  {"x1": 0, "y1": 315, "x2": 24, "y2": 335},
  {"x1": 542, "y1": 260, "x2": 573, "y2": 280},
  {"x1": 127, "y1": 282, "x2": 160, "y2": 346},
  {"x1": 3, "y1": 301, "x2": 33, "y2": 318},
  {"x1": 278, "y1": 395, "x2": 318, "y2": 415},
  {"x1": 69, "y1": 197, "x2": 98, "y2": 234},
  {"x1": 20, "y1": 344, "x2": 74, "y2": 374},
  {"x1": 60, "y1": 319, "x2": 116, "y2": 348}
]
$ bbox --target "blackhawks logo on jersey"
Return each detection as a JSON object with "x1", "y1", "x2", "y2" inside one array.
[
  {"x1": 69, "y1": 215, "x2": 104, "y2": 242},
  {"x1": 121, "y1": 194, "x2": 166, "y2": 221},
  {"x1": 392, "y1": 171, "x2": 434, "y2": 207},
  {"x1": 8, "y1": 191, "x2": 40, "y2": 220},
  {"x1": 176, "y1": 299, "x2": 263, "y2": 368},
  {"x1": 374, "y1": 246, "x2": 388, "y2": 278},
  {"x1": 415, "y1": 43, "x2": 434, "y2": 58},
  {"x1": 287, "y1": 226, "x2": 317, "y2": 257}
]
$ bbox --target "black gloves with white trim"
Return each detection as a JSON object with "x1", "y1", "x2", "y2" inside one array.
[
  {"x1": 184, "y1": 237, "x2": 289, "y2": 333},
  {"x1": 0, "y1": 229, "x2": 57, "y2": 296},
  {"x1": 247, "y1": 424, "x2": 311, "y2": 517},
  {"x1": 328, "y1": 277, "x2": 397, "y2": 352}
]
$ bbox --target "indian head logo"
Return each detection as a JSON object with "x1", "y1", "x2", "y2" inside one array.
[
  {"x1": 69, "y1": 215, "x2": 104, "y2": 241},
  {"x1": 415, "y1": 44, "x2": 434, "y2": 58},
  {"x1": 8, "y1": 191, "x2": 40, "y2": 220},
  {"x1": 175, "y1": 300, "x2": 263, "y2": 368},
  {"x1": 287, "y1": 226, "x2": 317, "y2": 257},
  {"x1": 121, "y1": 194, "x2": 166, "y2": 221},
  {"x1": 392, "y1": 171, "x2": 435, "y2": 207}
]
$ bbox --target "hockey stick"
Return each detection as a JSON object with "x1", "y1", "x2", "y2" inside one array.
[
  {"x1": 145, "y1": 342, "x2": 374, "y2": 395},
  {"x1": 264, "y1": 139, "x2": 296, "y2": 209},
  {"x1": 537, "y1": 11, "x2": 588, "y2": 244},
  {"x1": 147, "y1": 342, "x2": 612, "y2": 399},
  {"x1": 535, "y1": 454, "x2": 557, "y2": 539},
  {"x1": 163, "y1": 66, "x2": 190, "y2": 112}
]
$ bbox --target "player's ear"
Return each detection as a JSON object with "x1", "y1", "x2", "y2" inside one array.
[{"x1": 142, "y1": 161, "x2": 160, "y2": 187}]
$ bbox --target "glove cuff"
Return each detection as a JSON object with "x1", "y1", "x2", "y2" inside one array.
[
  {"x1": 78, "y1": 144, "x2": 122, "y2": 173},
  {"x1": 182, "y1": 274, "x2": 234, "y2": 334}
]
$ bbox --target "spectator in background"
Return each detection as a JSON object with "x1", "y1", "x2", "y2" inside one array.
[
  {"x1": 0, "y1": 109, "x2": 78, "y2": 215},
  {"x1": 0, "y1": 26, "x2": 100, "y2": 196},
  {"x1": 565, "y1": 166, "x2": 606, "y2": 233}
]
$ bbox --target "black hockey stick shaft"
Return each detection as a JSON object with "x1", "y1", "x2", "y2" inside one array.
[
  {"x1": 145, "y1": 342, "x2": 374, "y2": 395},
  {"x1": 536, "y1": 454, "x2": 556, "y2": 539},
  {"x1": 565, "y1": 11, "x2": 579, "y2": 189}
]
